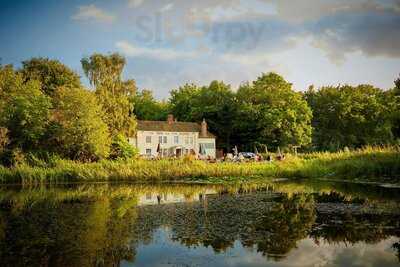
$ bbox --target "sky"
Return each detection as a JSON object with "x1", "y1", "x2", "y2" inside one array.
[{"x1": 1, "y1": 0, "x2": 399, "y2": 99}]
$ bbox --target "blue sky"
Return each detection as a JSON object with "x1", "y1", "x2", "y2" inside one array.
[{"x1": 1, "y1": 0, "x2": 399, "y2": 98}]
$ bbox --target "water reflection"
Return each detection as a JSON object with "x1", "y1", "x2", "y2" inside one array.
[{"x1": 0, "y1": 181, "x2": 399, "y2": 267}]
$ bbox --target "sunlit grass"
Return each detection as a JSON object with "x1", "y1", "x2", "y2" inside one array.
[{"x1": 0, "y1": 146, "x2": 399, "y2": 185}]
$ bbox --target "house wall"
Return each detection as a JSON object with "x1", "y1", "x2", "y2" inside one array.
[
  {"x1": 131, "y1": 131, "x2": 200, "y2": 157},
  {"x1": 198, "y1": 137, "x2": 216, "y2": 158}
]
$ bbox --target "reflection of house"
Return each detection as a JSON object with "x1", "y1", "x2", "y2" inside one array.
[
  {"x1": 130, "y1": 114, "x2": 216, "y2": 158},
  {"x1": 138, "y1": 189, "x2": 217, "y2": 206}
]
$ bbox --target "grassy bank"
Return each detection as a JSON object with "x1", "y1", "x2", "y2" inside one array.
[{"x1": 0, "y1": 146, "x2": 399, "y2": 185}]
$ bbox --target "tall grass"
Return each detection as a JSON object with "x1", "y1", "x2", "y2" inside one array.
[{"x1": 0, "y1": 146, "x2": 399, "y2": 185}]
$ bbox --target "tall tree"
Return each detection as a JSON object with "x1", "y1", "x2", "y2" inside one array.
[
  {"x1": 192, "y1": 81, "x2": 238, "y2": 151},
  {"x1": 388, "y1": 75, "x2": 400, "y2": 140},
  {"x1": 236, "y1": 73, "x2": 312, "y2": 150},
  {"x1": 169, "y1": 83, "x2": 200, "y2": 122},
  {"x1": 81, "y1": 53, "x2": 136, "y2": 137},
  {"x1": 169, "y1": 82, "x2": 238, "y2": 151},
  {"x1": 21, "y1": 58, "x2": 81, "y2": 96},
  {"x1": 0, "y1": 65, "x2": 52, "y2": 151},
  {"x1": 133, "y1": 90, "x2": 169, "y2": 121},
  {"x1": 394, "y1": 74, "x2": 400, "y2": 96},
  {"x1": 305, "y1": 84, "x2": 392, "y2": 150},
  {"x1": 50, "y1": 86, "x2": 111, "y2": 161}
]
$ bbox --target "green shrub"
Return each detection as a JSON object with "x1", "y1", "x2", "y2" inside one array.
[{"x1": 110, "y1": 134, "x2": 138, "y2": 160}]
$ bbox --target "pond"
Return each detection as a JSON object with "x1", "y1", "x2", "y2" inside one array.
[{"x1": 0, "y1": 180, "x2": 399, "y2": 267}]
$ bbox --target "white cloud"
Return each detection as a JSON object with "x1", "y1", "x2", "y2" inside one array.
[
  {"x1": 71, "y1": 5, "x2": 115, "y2": 24},
  {"x1": 160, "y1": 3, "x2": 174, "y2": 12},
  {"x1": 127, "y1": 0, "x2": 144, "y2": 8},
  {"x1": 116, "y1": 41, "x2": 198, "y2": 60}
]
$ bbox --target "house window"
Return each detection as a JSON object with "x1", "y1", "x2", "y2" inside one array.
[
  {"x1": 200, "y1": 143, "x2": 215, "y2": 149},
  {"x1": 189, "y1": 137, "x2": 194, "y2": 144},
  {"x1": 159, "y1": 136, "x2": 168, "y2": 144},
  {"x1": 174, "y1": 135, "x2": 179, "y2": 144},
  {"x1": 185, "y1": 137, "x2": 189, "y2": 144},
  {"x1": 146, "y1": 149, "x2": 152, "y2": 155},
  {"x1": 146, "y1": 136, "x2": 152, "y2": 143}
]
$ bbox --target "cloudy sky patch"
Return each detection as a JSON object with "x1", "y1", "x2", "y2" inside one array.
[{"x1": 0, "y1": 0, "x2": 399, "y2": 98}]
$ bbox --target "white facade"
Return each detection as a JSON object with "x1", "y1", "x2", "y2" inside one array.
[
  {"x1": 130, "y1": 130, "x2": 216, "y2": 158},
  {"x1": 137, "y1": 188, "x2": 217, "y2": 206}
]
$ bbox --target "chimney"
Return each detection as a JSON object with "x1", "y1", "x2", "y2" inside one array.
[
  {"x1": 201, "y1": 118, "x2": 207, "y2": 137},
  {"x1": 167, "y1": 114, "x2": 174, "y2": 124}
]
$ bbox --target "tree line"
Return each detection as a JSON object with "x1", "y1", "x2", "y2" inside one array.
[
  {"x1": 0, "y1": 53, "x2": 399, "y2": 165},
  {"x1": 135, "y1": 71, "x2": 400, "y2": 152},
  {"x1": 0, "y1": 54, "x2": 137, "y2": 165}
]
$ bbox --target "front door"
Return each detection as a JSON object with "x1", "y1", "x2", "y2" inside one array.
[{"x1": 176, "y1": 148, "x2": 182, "y2": 157}]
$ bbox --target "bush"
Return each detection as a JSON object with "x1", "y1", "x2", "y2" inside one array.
[
  {"x1": 0, "y1": 148, "x2": 25, "y2": 167},
  {"x1": 110, "y1": 134, "x2": 138, "y2": 160},
  {"x1": 51, "y1": 86, "x2": 111, "y2": 161}
]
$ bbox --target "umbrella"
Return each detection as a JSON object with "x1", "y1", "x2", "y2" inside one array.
[
  {"x1": 199, "y1": 143, "x2": 206, "y2": 155},
  {"x1": 277, "y1": 146, "x2": 281, "y2": 156},
  {"x1": 233, "y1": 146, "x2": 238, "y2": 156},
  {"x1": 254, "y1": 146, "x2": 259, "y2": 154}
]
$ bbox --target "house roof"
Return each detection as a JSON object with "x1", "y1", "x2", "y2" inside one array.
[{"x1": 137, "y1": 120, "x2": 216, "y2": 138}]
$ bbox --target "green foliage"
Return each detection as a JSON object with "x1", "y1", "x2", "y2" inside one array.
[
  {"x1": 193, "y1": 81, "x2": 238, "y2": 150},
  {"x1": 0, "y1": 146, "x2": 399, "y2": 184},
  {"x1": 133, "y1": 90, "x2": 169, "y2": 120},
  {"x1": 169, "y1": 83, "x2": 200, "y2": 121},
  {"x1": 21, "y1": 58, "x2": 81, "y2": 96},
  {"x1": 236, "y1": 73, "x2": 312, "y2": 149},
  {"x1": 110, "y1": 134, "x2": 138, "y2": 160},
  {"x1": 390, "y1": 75, "x2": 400, "y2": 140},
  {"x1": 0, "y1": 66, "x2": 52, "y2": 151},
  {"x1": 394, "y1": 74, "x2": 400, "y2": 96},
  {"x1": 306, "y1": 84, "x2": 393, "y2": 150},
  {"x1": 0, "y1": 127, "x2": 9, "y2": 152},
  {"x1": 81, "y1": 53, "x2": 137, "y2": 137},
  {"x1": 0, "y1": 148, "x2": 25, "y2": 167},
  {"x1": 170, "y1": 81, "x2": 238, "y2": 150},
  {"x1": 51, "y1": 86, "x2": 111, "y2": 161}
]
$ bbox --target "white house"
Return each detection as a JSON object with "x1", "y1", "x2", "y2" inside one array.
[
  {"x1": 129, "y1": 115, "x2": 216, "y2": 159},
  {"x1": 137, "y1": 188, "x2": 217, "y2": 206}
]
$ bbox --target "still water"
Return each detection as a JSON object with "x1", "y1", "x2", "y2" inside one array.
[{"x1": 0, "y1": 180, "x2": 399, "y2": 267}]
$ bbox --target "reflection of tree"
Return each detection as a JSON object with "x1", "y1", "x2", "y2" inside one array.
[
  {"x1": 0, "y1": 183, "x2": 400, "y2": 266},
  {"x1": 0, "y1": 196, "x2": 139, "y2": 267},
  {"x1": 169, "y1": 193, "x2": 316, "y2": 259},
  {"x1": 241, "y1": 194, "x2": 316, "y2": 260},
  {"x1": 310, "y1": 212, "x2": 400, "y2": 245},
  {"x1": 393, "y1": 242, "x2": 400, "y2": 262}
]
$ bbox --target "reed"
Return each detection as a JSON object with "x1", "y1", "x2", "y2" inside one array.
[{"x1": 0, "y1": 146, "x2": 399, "y2": 185}]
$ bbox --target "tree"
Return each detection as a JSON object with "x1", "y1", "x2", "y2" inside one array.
[
  {"x1": 21, "y1": 58, "x2": 81, "y2": 96},
  {"x1": 388, "y1": 75, "x2": 400, "y2": 140},
  {"x1": 81, "y1": 53, "x2": 136, "y2": 137},
  {"x1": 110, "y1": 134, "x2": 138, "y2": 160},
  {"x1": 191, "y1": 81, "x2": 238, "y2": 151},
  {"x1": 305, "y1": 84, "x2": 392, "y2": 150},
  {"x1": 236, "y1": 73, "x2": 312, "y2": 150},
  {"x1": 133, "y1": 90, "x2": 169, "y2": 121},
  {"x1": 51, "y1": 86, "x2": 111, "y2": 161},
  {"x1": 169, "y1": 84, "x2": 200, "y2": 122},
  {"x1": 0, "y1": 65, "x2": 51, "y2": 151},
  {"x1": 394, "y1": 74, "x2": 400, "y2": 96},
  {"x1": 169, "y1": 81, "x2": 238, "y2": 151}
]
